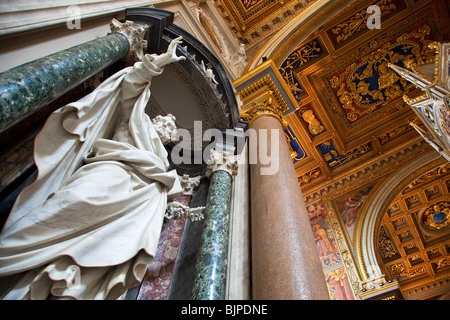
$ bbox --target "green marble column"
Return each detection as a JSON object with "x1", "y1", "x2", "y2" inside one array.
[
  {"x1": 0, "y1": 32, "x2": 129, "y2": 133},
  {"x1": 191, "y1": 150, "x2": 239, "y2": 300}
]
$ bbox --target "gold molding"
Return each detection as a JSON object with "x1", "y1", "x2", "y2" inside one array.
[
  {"x1": 235, "y1": 59, "x2": 298, "y2": 127},
  {"x1": 240, "y1": 91, "x2": 287, "y2": 127}
]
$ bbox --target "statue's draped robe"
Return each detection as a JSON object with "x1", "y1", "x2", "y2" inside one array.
[{"x1": 0, "y1": 55, "x2": 181, "y2": 299}]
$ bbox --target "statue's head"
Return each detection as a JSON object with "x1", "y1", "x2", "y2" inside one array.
[{"x1": 152, "y1": 114, "x2": 178, "y2": 145}]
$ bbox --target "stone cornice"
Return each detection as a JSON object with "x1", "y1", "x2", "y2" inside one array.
[{"x1": 0, "y1": 1, "x2": 163, "y2": 36}]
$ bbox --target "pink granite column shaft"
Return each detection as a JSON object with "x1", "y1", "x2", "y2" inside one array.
[{"x1": 250, "y1": 115, "x2": 329, "y2": 300}]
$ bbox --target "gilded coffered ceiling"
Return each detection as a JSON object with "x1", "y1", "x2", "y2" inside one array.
[
  {"x1": 214, "y1": 0, "x2": 320, "y2": 49},
  {"x1": 264, "y1": 0, "x2": 450, "y2": 196},
  {"x1": 378, "y1": 164, "x2": 450, "y2": 299}
]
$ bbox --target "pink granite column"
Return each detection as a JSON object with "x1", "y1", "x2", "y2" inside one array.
[{"x1": 248, "y1": 113, "x2": 329, "y2": 300}]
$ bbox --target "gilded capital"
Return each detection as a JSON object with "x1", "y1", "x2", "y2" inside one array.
[
  {"x1": 240, "y1": 92, "x2": 288, "y2": 127},
  {"x1": 234, "y1": 59, "x2": 297, "y2": 128}
]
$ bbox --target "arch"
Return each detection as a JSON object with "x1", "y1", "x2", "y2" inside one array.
[
  {"x1": 244, "y1": 0, "x2": 354, "y2": 72},
  {"x1": 354, "y1": 149, "x2": 446, "y2": 282}
]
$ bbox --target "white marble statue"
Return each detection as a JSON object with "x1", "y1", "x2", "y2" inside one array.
[{"x1": 0, "y1": 37, "x2": 186, "y2": 300}]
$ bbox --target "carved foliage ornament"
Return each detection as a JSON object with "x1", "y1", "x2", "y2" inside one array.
[
  {"x1": 165, "y1": 174, "x2": 204, "y2": 221},
  {"x1": 329, "y1": 0, "x2": 400, "y2": 46},
  {"x1": 179, "y1": 174, "x2": 201, "y2": 196},
  {"x1": 240, "y1": 92, "x2": 287, "y2": 127},
  {"x1": 165, "y1": 201, "x2": 205, "y2": 221},
  {"x1": 151, "y1": 114, "x2": 178, "y2": 145},
  {"x1": 420, "y1": 201, "x2": 450, "y2": 233},
  {"x1": 206, "y1": 149, "x2": 240, "y2": 178},
  {"x1": 110, "y1": 18, "x2": 148, "y2": 64}
]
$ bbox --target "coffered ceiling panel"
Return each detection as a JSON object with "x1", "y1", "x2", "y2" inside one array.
[
  {"x1": 272, "y1": 0, "x2": 450, "y2": 194},
  {"x1": 214, "y1": 0, "x2": 320, "y2": 47},
  {"x1": 378, "y1": 164, "x2": 450, "y2": 298}
]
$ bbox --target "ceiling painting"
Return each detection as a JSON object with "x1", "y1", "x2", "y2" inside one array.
[
  {"x1": 266, "y1": 0, "x2": 449, "y2": 196},
  {"x1": 333, "y1": 183, "x2": 375, "y2": 243},
  {"x1": 325, "y1": 19, "x2": 435, "y2": 126}
]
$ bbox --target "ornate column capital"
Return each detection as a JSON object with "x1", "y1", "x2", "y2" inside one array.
[
  {"x1": 110, "y1": 18, "x2": 148, "y2": 64},
  {"x1": 240, "y1": 91, "x2": 288, "y2": 127},
  {"x1": 234, "y1": 59, "x2": 298, "y2": 128},
  {"x1": 179, "y1": 174, "x2": 201, "y2": 195},
  {"x1": 205, "y1": 149, "x2": 240, "y2": 179}
]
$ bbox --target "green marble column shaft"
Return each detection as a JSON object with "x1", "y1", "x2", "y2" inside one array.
[
  {"x1": 191, "y1": 170, "x2": 232, "y2": 300},
  {"x1": 0, "y1": 32, "x2": 129, "y2": 133}
]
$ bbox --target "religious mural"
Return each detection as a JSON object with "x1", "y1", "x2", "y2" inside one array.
[
  {"x1": 333, "y1": 184, "x2": 374, "y2": 241},
  {"x1": 324, "y1": 267, "x2": 355, "y2": 300},
  {"x1": 307, "y1": 200, "x2": 356, "y2": 300},
  {"x1": 307, "y1": 201, "x2": 341, "y2": 269}
]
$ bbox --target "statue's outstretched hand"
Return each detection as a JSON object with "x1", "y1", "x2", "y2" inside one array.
[{"x1": 151, "y1": 36, "x2": 186, "y2": 68}]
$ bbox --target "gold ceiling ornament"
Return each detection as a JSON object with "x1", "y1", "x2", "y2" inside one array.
[
  {"x1": 326, "y1": 267, "x2": 348, "y2": 286},
  {"x1": 297, "y1": 168, "x2": 321, "y2": 186},
  {"x1": 378, "y1": 227, "x2": 397, "y2": 259},
  {"x1": 330, "y1": 0, "x2": 398, "y2": 45},
  {"x1": 326, "y1": 23, "x2": 434, "y2": 124},
  {"x1": 434, "y1": 257, "x2": 450, "y2": 271},
  {"x1": 406, "y1": 163, "x2": 450, "y2": 191},
  {"x1": 421, "y1": 201, "x2": 450, "y2": 231},
  {"x1": 298, "y1": 107, "x2": 325, "y2": 136},
  {"x1": 235, "y1": 59, "x2": 298, "y2": 126},
  {"x1": 237, "y1": 74, "x2": 290, "y2": 112},
  {"x1": 240, "y1": 91, "x2": 288, "y2": 127},
  {"x1": 390, "y1": 263, "x2": 425, "y2": 280}
]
